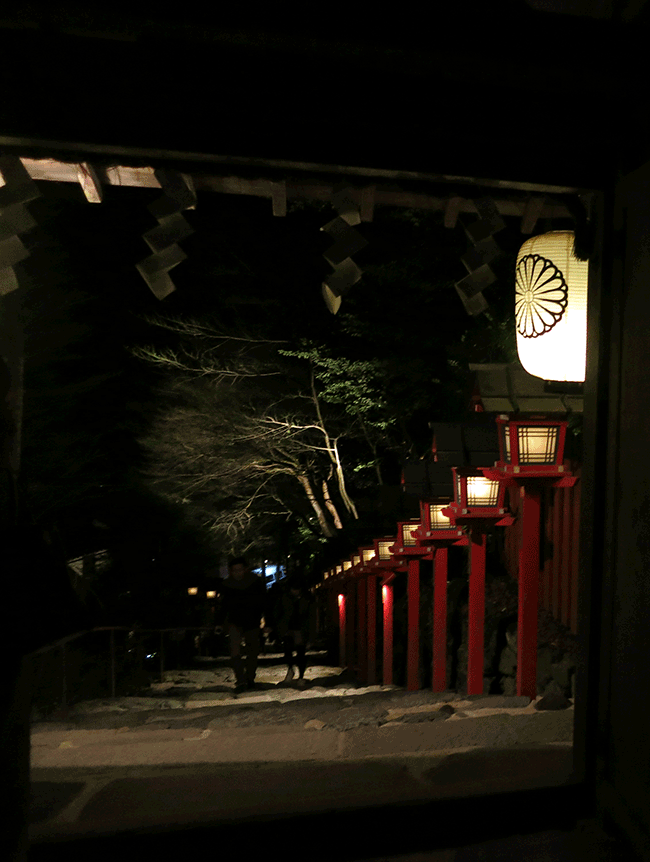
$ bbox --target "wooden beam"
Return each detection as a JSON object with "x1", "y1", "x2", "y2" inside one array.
[
  {"x1": 76, "y1": 162, "x2": 103, "y2": 202},
  {"x1": 14, "y1": 158, "x2": 575, "y2": 220},
  {"x1": 521, "y1": 195, "x2": 546, "y2": 234}
]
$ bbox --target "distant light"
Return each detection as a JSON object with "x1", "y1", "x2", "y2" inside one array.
[
  {"x1": 188, "y1": 587, "x2": 198, "y2": 595},
  {"x1": 338, "y1": 594, "x2": 344, "y2": 607},
  {"x1": 206, "y1": 590, "x2": 216, "y2": 598},
  {"x1": 382, "y1": 586, "x2": 388, "y2": 602}
]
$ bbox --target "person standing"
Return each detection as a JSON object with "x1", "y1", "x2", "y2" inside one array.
[
  {"x1": 274, "y1": 576, "x2": 313, "y2": 689},
  {"x1": 219, "y1": 557, "x2": 269, "y2": 693}
]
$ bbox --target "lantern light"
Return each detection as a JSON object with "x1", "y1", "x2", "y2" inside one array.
[
  {"x1": 336, "y1": 565, "x2": 343, "y2": 575},
  {"x1": 343, "y1": 560, "x2": 352, "y2": 571},
  {"x1": 338, "y1": 594, "x2": 344, "y2": 607},
  {"x1": 429, "y1": 503, "x2": 452, "y2": 530},
  {"x1": 206, "y1": 590, "x2": 216, "y2": 598},
  {"x1": 382, "y1": 585, "x2": 388, "y2": 602},
  {"x1": 401, "y1": 524, "x2": 419, "y2": 546},
  {"x1": 460, "y1": 474, "x2": 500, "y2": 507},
  {"x1": 362, "y1": 548, "x2": 375, "y2": 564},
  {"x1": 187, "y1": 587, "x2": 198, "y2": 596},
  {"x1": 515, "y1": 230, "x2": 588, "y2": 383},
  {"x1": 353, "y1": 554, "x2": 361, "y2": 567},
  {"x1": 446, "y1": 467, "x2": 508, "y2": 518},
  {"x1": 500, "y1": 419, "x2": 561, "y2": 465}
]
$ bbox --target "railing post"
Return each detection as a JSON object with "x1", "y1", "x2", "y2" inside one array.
[{"x1": 110, "y1": 629, "x2": 116, "y2": 699}]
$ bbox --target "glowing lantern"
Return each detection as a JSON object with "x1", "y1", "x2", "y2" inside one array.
[
  {"x1": 187, "y1": 587, "x2": 198, "y2": 596},
  {"x1": 442, "y1": 467, "x2": 509, "y2": 522},
  {"x1": 376, "y1": 539, "x2": 394, "y2": 561},
  {"x1": 515, "y1": 231, "x2": 588, "y2": 382},
  {"x1": 206, "y1": 590, "x2": 216, "y2": 598},
  {"x1": 496, "y1": 415, "x2": 568, "y2": 475}
]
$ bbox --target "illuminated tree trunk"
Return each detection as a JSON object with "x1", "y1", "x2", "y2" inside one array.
[
  {"x1": 322, "y1": 478, "x2": 343, "y2": 530},
  {"x1": 296, "y1": 473, "x2": 335, "y2": 538}
]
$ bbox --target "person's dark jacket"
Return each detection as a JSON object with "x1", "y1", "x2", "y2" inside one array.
[
  {"x1": 219, "y1": 572, "x2": 268, "y2": 631},
  {"x1": 273, "y1": 588, "x2": 313, "y2": 640}
]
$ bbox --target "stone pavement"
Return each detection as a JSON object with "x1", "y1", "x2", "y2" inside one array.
[{"x1": 29, "y1": 660, "x2": 577, "y2": 844}]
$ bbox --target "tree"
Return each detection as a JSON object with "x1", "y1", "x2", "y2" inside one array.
[{"x1": 131, "y1": 320, "x2": 369, "y2": 555}]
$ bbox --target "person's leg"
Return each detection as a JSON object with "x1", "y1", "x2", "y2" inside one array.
[
  {"x1": 283, "y1": 636, "x2": 296, "y2": 682},
  {"x1": 244, "y1": 628, "x2": 261, "y2": 685},
  {"x1": 294, "y1": 631, "x2": 307, "y2": 680},
  {"x1": 296, "y1": 644, "x2": 307, "y2": 679},
  {"x1": 229, "y1": 625, "x2": 245, "y2": 686}
]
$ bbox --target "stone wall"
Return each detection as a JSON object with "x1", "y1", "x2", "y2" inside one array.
[{"x1": 421, "y1": 572, "x2": 579, "y2": 698}]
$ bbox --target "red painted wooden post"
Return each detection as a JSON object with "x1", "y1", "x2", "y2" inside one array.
[
  {"x1": 357, "y1": 576, "x2": 367, "y2": 683},
  {"x1": 433, "y1": 547, "x2": 448, "y2": 692},
  {"x1": 561, "y1": 485, "x2": 573, "y2": 628},
  {"x1": 338, "y1": 591, "x2": 346, "y2": 667},
  {"x1": 542, "y1": 486, "x2": 553, "y2": 611},
  {"x1": 346, "y1": 581, "x2": 355, "y2": 671},
  {"x1": 517, "y1": 486, "x2": 541, "y2": 699},
  {"x1": 571, "y1": 473, "x2": 581, "y2": 635},
  {"x1": 382, "y1": 583, "x2": 393, "y2": 686},
  {"x1": 468, "y1": 528, "x2": 486, "y2": 695},
  {"x1": 552, "y1": 486, "x2": 563, "y2": 619},
  {"x1": 407, "y1": 559, "x2": 420, "y2": 691},
  {"x1": 366, "y1": 575, "x2": 377, "y2": 685}
]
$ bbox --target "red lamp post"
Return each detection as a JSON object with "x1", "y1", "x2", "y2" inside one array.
[
  {"x1": 389, "y1": 519, "x2": 428, "y2": 691},
  {"x1": 442, "y1": 468, "x2": 514, "y2": 696},
  {"x1": 413, "y1": 500, "x2": 468, "y2": 693},
  {"x1": 370, "y1": 536, "x2": 405, "y2": 687},
  {"x1": 331, "y1": 558, "x2": 353, "y2": 669},
  {"x1": 481, "y1": 414, "x2": 577, "y2": 700},
  {"x1": 349, "y1": 546, "x2": 377, "y2": 683}
]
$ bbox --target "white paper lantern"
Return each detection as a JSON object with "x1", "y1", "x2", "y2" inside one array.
[{"x1": 515, "y1": 231, "x2": 588, "y2": 382}]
